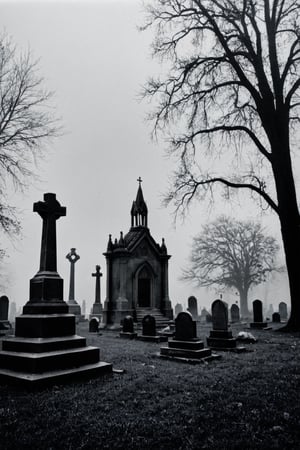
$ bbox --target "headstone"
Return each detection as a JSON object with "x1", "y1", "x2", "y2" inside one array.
[
  {"x1": 137, "y1": 315, "x2": 167, "y2": 342},
  {"x1": 66, "y1": 248, "x2": 82, "y2": 318},
  {"x1": 0, "y1": 295, "x2": 11, "y2": 334},
  {"x1": 212, "y1": 299, "x2": 228, "y2": 331},
  {"x1": 250, "y1": 299, "x2": 268, "y2": 329},
  {"x1": 279, "y1": 302, "x2": 288, "y2": 320},
  {"x1": 230, "y1": 304, "x2": 240, "y2": 323},
  {"x1": 175, "y1": 312, "x2": 197, "y2": 341},
  {"x1": 0, "y1": 296, "x2": 9, "y2": 320},
  {"x1": 253, "y1": 299, "x2": 263, "y2": 322},
  {"x1": 272, "y1": 312, "x2": 281, "y2": 323},
  {"x1": 120, "y1": 315, "x2": 137, "y2": 339},
  {"x1": 174, "y1": 303, "x2": 183, "y2": 317},
  {"x1": 9, "y1": 301, "x2": 17, "y2": 323},
  {"x1": 142, "y1": 315, "x2": 156, "y2": 336},
  {"x1": 160, "y1": 312, "x2": 217, "y2": 361},
  {"x1": 89, "y1": 317, "x2": 99, "y2": 333},
  {"x1": 89, "y1": 265, "x2": 103, "y2": 322},
  {"x1": 0, "y1": 193, "x2": 112, "y2": 384},
  {"x1": 207, "y1": 300, "x2": 240, "y2": 350},
  {"x1": 187, "y1": 296, "x2": 198, "y2": 319}
]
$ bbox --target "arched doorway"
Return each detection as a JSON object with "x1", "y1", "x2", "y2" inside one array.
[{"x1": 137, "y1": 265, "x2": 152, "y2": 308}]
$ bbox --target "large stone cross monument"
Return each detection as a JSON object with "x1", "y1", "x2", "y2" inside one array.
[
  {"x1": 90, "y1": 265, "x2": 103, "y2": 321},
  {"x1": 0, "y1": 193, "x2": 112, "y2": 384},
  {"x1": 24, "y1": 193, "x2": 67, "y2": 314},
  {"x1": 66, "y1": 248, "x2": 82, "y2": 317}
]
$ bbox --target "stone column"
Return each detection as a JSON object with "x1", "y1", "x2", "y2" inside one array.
[
  {"x1": 90, "y1": 265, "x2": 103, "y2": 321},
  {"x1": 161, "y1": 256, "x2": 173, "y2": 319},
  {"x1": 24, "y1": 193, "x2": 67, "y2": 314},
  {"x1": 66, "y1": 248, "x2": 82, "y2": 317}
]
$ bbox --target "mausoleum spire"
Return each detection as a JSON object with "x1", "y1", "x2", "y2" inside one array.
[{"x1": 131, "y1": 177, "x2": 148, "y2": 228}]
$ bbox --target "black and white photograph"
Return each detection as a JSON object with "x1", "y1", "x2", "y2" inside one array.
[{"x1": 0, "y1": 0, "x2": 299, "y2": 448}]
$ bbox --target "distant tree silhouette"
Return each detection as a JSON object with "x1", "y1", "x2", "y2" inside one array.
[{"x1": 182, "y1": 216, "x2": 280, "y2": 317}]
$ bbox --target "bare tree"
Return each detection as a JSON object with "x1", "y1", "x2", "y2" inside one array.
[
  {"x1": 183, "y1": 216, "x2": 280, "y2": 317},
  {"x1": 0, "y1": 33, "x2": 60, "y2": 236},
  {"x1": 142, "y1": 0, "x2": 300, "y2": 330}
]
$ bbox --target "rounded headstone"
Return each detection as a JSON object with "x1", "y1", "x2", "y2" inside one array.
[
  {"x1": 187, "y1": 296, "x2": 198, "y2": 319},
  {"x1": 253, "y1": 299, "x2": 263, "y2": 323},
  {"x1": 175, "y1": 311, "x2": 197, "y2": 341},
  {"x1": 272, "y1": 312, "x2": 281, "y2": 323},
  {"x1": 0, "y1": 296, "x2": 9, "y2": 321},
  {"x1": 123, "y1": 315, "x2": 134, "y2": 333},
  {"x1": 211, "y1": 299, "x2": 228, "y2": 331},
  {"x1": 230, "y1": 304, "x2": 240, "y2": 323},
  {"x1": 142, "y1": 314, "x2": 156, "y2": 336},
  {"x1": 89, "y1": 317, "x2": 99, "y2": 333}
]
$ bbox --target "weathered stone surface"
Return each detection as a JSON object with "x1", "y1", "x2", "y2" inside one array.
[
  {"x1": 142, "y1": 315, "x2": 156, "y2": 336},
  {"x1": 212, "y1": 299, "x2": 228, "y2": 331},
  {"x1": 175, "y1": 312, "x2": 197, "y2": 341}
]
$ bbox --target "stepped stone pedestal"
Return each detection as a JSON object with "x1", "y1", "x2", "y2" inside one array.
[
  {"x1": 0, "y1": 193, "x2": 112, "y2": 385},
  {"x1": 207, "y1": 330, "x2": 242, "y2": 351},
  {"x1": 160, "y1": 312, "x2": 219, "y2": 363}
]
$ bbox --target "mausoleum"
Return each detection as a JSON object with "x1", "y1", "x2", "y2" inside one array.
[{"x1": 102, "y1": 178, "x2": 173, "y2": 328}]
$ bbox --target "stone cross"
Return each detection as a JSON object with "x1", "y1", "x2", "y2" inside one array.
[
  {"x1": 66, "y1": 248, "x2": 80, "y2": 301},
  {"x1": 92, "y1": 265, "x2": 102, "y2": 304},
  {"x1": 34, "y1": 193, "x2": 66, "y2": 273}
]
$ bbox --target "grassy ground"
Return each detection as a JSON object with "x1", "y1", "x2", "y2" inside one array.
[{"x1": 0, "y1": 322, "x2": 299, "y2": 450}]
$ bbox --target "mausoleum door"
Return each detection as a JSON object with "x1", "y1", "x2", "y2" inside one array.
[
  {"x1": 136, "y1": 265, "x2": 152, "y2": 308},
  {"x1": 138, "y1": 278, "x2": 151, "y2": 307}
]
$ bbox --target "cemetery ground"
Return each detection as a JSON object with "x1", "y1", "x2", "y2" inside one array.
[{"x1": 0, "y1": 322, "x2": 299, "y2": 450}]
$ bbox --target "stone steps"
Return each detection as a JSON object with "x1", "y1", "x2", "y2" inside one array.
[
  {"x1": 2, "y1": 335, "x2": 86, "y2": 353},
  {"x1": 0, "y1": 346, "x2": 100, "y2": 374},
  {"x1": 0, "y1": 361, "x2": 112, "y2": 385},
  {"x1": 136, "y1": 308, "x2": 172, "y2": 328}
]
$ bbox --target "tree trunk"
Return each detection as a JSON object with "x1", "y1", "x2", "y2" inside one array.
[
  {"x1": 238, "y1": 288, "x2": 250, "y2": 319},
  {"x1": 270, "y1": 113, "x2": 300, "y2": 331}
]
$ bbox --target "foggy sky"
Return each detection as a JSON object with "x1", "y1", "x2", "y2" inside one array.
[{"x1": 0, "y1": 0, "x2": 289, "y2": 315}]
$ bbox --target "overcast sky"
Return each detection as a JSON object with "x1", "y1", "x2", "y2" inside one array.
[{"x1": 0, "y1": 0, "x2": 289, "y2": 315}]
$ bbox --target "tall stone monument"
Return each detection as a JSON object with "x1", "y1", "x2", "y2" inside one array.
[
  {"x1": 0, "y1": 193, "x2": 112, "y2": 384},
  {"x1": 89, "y1": 265, "x2": 103, "y2": 322},
  {"x1": 66, "y1": 248, "x2": 82, "y2": 318}
]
